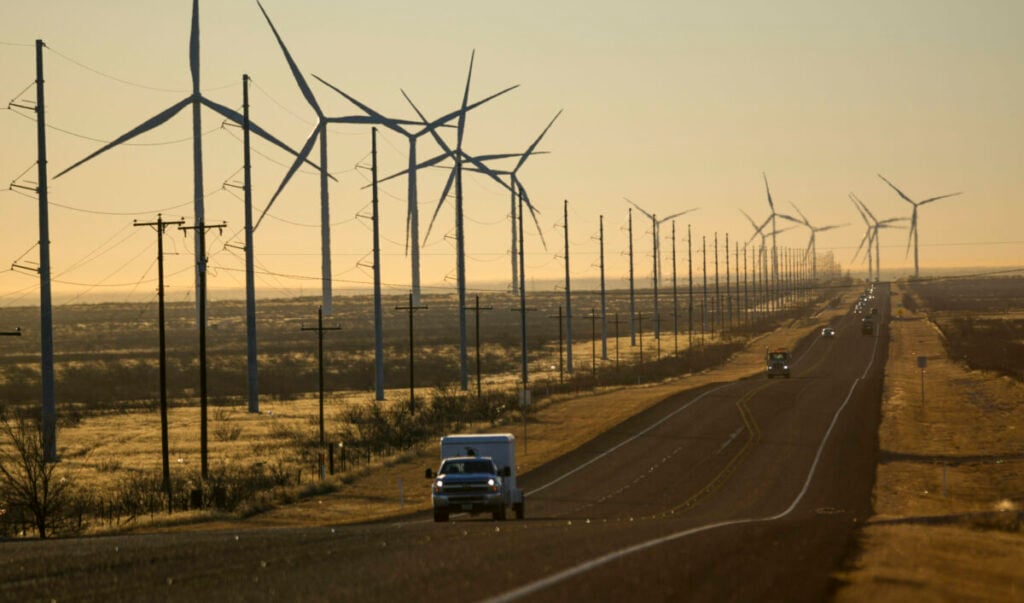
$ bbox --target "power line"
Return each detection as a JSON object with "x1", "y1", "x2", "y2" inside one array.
[{"x1": 45, "y1": 44, "x2": 236, "y2": 94}]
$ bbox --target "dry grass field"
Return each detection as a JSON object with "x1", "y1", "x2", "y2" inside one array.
[{"x1": 835, "y1": 282, "x2": 1024, "y2": 602}]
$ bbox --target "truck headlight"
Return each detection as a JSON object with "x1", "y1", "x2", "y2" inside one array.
[
  {"x1": 783, "y1": 365, "x2": 789, "y2": 370},
  {"x1": 434, "y1": 480, "x2": 444, "y2": 494},
  {"x1": 487, "y1": 478, "x2": 499, "y2": 492}
]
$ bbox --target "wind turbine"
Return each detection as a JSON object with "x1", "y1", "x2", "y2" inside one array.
[
  {"x1": 313, "y1": 77, "x2": 519, "y2": 305},
  {"x1": 464, "y1": 111, "x2": 562, "y2": 295},
  {"x1": 624, "y1": 199, "x2": 698, "y2": 339},
  {"x1": 776, "y1": 203, "x2": 847, "y2": 282},
  {"x1": 761, "y1": 173, "x2": 782, "y2": 289},
  {"x1": 256, "y1": 0, "x2": 385, "y2": 316},
  {"x1": 742, "y1": 208, "x2": 797, "y2": 313},
  {"x1": 877, "y1": 174, "x2": 962, "y2": 279},
  {"x1": 850, "y1": 196, "x2": 876, "y2": 281},
  {"x1": 851, "y1": 193, "x2": 905, "y2": 282},
  {"x1": 54, "y1": 0, "x2": 308, "y2": 317}
]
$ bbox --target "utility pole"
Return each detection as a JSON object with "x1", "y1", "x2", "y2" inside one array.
[
  {"x1": 701, "y1": 235, "x2": 708, "y2": 347},
  {"x1": 628, "y1": 208, "x2": 636, "y2": 346},
  {"x1": 242, "y1": 74, "x2": 258, "y2": 414},
  {"x1": 463, "y1": 295, "x2": 492, "y2": 401},
  {"x1": 637, "y1": 311, "x2": 644, "y2": 366},
  {"x1": 455, "y1": 150, "x2": 468, "y2": 391},
  {"x1": 179, "y1": 219, "x2": 226, "y2": 480},
  {"x1": 135, "y1": 215, "x2": 184, "y2": 514},
  {"x1": 725, "y1": 233, "x2": 732, "y2": 332},
  {"x1": 301, "y1": 307, "x2": 340, "y2": 477},
  {"x1": 396, "y1": 294, "x2": 428, "y2": 413},
  {"x1": 651, "y1": 213, "x2": 660, "y2": 342},
  {"x1": 687, "y1": 224, "x2": 694, "y2": 351},
  {"x1": 562, "y1": 200, "x2": 573, "y2": 375},
  {"x1": 584, "y1": 308, "x2": 599, "y2": 380},
  {"x1": 547, "y1": 306, "x2": 565, "y2": 385},
  {"x1": 612, "y1": 312, "x2": 621, "y2": 368},
  {"x1": 516, "y1": 188, "x2": 530, "y2": 396},
  {"x1": 371, "y1": 127, "x2": 385, "y2": 401},
  {"x1": 714, "y1": 232, "x2": 721, "y2": 338},
  {"x1": 671, "y1": 221, "x2": 679, "y2": 356},
  {"x1": 32, "y1": 39, "x2": 57, "y2": 462},
  {"x1": 599, "y1": 215, "x2": 608, "y2": 360}
]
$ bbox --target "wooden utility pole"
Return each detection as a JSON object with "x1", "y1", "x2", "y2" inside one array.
[
  {"x1": 135, "y1": 215, "x2": 184, "y2": 513},
  {"x1": 584, "y1": 308, "x2": 600, "y2": 379},
  {"x1": 396, "y1": 294, "x2": 428, "y2": 414},
  {"x1": 562, "y1": 200, "x2": 573, "y2": 375},
  {"x1": 302, "y1": 307, "x2": 341, "y2": 450},
  {"x1": 179, "y1": 220, "x2": 226, "y2": 480},
  {"x1": 547, "y1": 306, "x2": 565, "y2": 385},
  {"x1": 463, "y1": 295, "x2": 491, "y2": 401}
]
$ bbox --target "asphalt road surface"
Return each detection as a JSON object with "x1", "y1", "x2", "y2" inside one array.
[{"x1": 1, "y1": 288, "x2": 888, "y2": 602}]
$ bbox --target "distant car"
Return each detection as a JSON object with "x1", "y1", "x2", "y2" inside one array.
[{"x1": 821, "y1": 327, "x2": 836, "y2": 338}]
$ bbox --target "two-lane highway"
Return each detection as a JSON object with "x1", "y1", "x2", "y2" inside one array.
[{"x1": 0, "y1": 287, "x2": 889, "y2": 602}]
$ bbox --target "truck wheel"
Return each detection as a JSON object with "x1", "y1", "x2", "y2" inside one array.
[
  {"x1": 514, "y1": 501, "x2": 525, "y2": 520},
  {"x1": 433, "y1": 509, "x2": 449, "y2": 523},
  {"x1": 493, "y1": 505, "x2": 507, "y2": 521}
]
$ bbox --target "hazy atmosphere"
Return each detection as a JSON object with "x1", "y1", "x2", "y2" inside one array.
[{"x1": 2, "y1": 0, "x2": 1021, "y2": 305}]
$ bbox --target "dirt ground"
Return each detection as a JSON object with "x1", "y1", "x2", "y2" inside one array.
[{"x1": 834, "y1": 284, "x2": 1024, "y2": 602}]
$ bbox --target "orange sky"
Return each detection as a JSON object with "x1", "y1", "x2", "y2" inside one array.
[{"x1": 1, "y1": 0, "x2": 1021, "y2": 306}]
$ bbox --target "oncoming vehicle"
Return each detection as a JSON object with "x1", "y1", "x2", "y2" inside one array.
[
  {"x1": 861, "y1": 317, "x2": 874, "y2": 335},
  {"x1": 766, "y1": 348, "x2": 791, "y2": 378},
  {"x1": 426, "y1": 433, "x2": 524, "y2": 522},
  {"x1": 821, "y1": 327, "x2": 836, "y2": 338}
]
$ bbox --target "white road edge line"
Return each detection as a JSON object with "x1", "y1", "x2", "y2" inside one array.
[{"x1": 482, "y1": 317, "x2": 881, "y2": 603}]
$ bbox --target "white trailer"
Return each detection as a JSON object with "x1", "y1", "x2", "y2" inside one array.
[{"x1": 428, "y1": 433, "x2": 525, "y2": 521}]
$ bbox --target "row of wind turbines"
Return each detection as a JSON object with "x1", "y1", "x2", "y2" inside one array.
[{"x1": 739, "y1": 174, "x2": 961, "y2": 285}]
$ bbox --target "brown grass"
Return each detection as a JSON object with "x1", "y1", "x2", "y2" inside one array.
[
  {"x1": 834, "y1": 283, "x2": 1024, "y2": 602},
  {"x1": 158, "y1": 291, "x2": 855, "y2": 532}
]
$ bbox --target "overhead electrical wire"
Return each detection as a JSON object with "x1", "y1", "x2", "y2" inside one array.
[{"x1": 45, "y1": 44, "x2": 237, "y2": 94}]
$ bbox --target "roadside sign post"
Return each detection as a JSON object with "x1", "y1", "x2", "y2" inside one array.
[{"x1": 917, "y1": 356, "x2": 927, "y2": 408}]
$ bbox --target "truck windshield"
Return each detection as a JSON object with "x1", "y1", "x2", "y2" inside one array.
[
  {"x1": 769, "y1": 352, "x2": 788, "y2": 361},
  {"x1": 441, "y1": 460, "x2": 495, "y2": 475}
]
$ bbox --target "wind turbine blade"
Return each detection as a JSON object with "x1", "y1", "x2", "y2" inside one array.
[
  {"x1": 312, "y1": 74, "x2": 408, "y2": 136},
  {"x1": 456, "y1": 50, "x2": 475, "y2": 151},
  {"x1": 919, "y1": 191, "x2": 962, "y2": 206},
  {"x1": 403, "y1": 90, "x2": 456, "y2": 161},
  {"x1": 520, "y1": 184, "x2": 548, "y2": 251},
  {"x1": 424, "y1": 169, "x2": 457, "y2": 244},
  {"x1": 658, "y1": 208, "x2": 698, "y2": 223},
  {"x1": 377, "y1": 152, "x2": 449, "y2": 186},
  {"x1": 473, "y1": 151, "x2": 548, "y2": 163},
  {"x1": 624, "y1": 198, "x2": 653, "y2": 220},
  {"x1": 789, "y1": 202, "x2": 811, "y2": 225},
  {"x1": 201, "y1": 97, "x2": 334, "y2": 181},
  {"x1": 816, "y1": 223, "x2": 848, "y2": 233},
  {"x1": 762, "y1": 172, "x2": 775, "y2": 211},
  {"x1": 257, "y1": 1, "x2": 322, "y2": 117},
  {"x1": 877, "y1": 173, "x2": 914, "y2": 205},
  {"x1": 775, "y1": 212, "x2": 804, "y2": 225},
  {"x1": 805, "y1": 235, "x2": 814, "y2": 260},
  {"x1": 420, "y1": 84, "x2": 519, "y2": 137},
  {"x1": 54, "y1": 97, "x2": 192, "y2": 178},
  {"x1": 189, "y1": 0, "x2": 200, "y2": 93},
  {"x1": 852, "y1": 232, "x2": 870, "y2": 262},
  {"x1": 462, "y1": 153, "x2": 513, "y2": 192},
  {"x1": 254, "y1": 127, "x2": 320, "y2": 231},
  {"x1": 514, "y1": 109, "x2": 563, "y2": 174},
  {"x1": 405, "y1": 210, "x2": 412, "y2": 256}
]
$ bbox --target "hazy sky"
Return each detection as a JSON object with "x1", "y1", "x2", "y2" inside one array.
[{"x1": 1, "y1": 0, "x2": 1021, "y2": 306}]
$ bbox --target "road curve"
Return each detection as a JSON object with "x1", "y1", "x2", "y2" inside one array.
[{"x1": 0, "y1": 287, "x2": 889, "y2": 602}]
